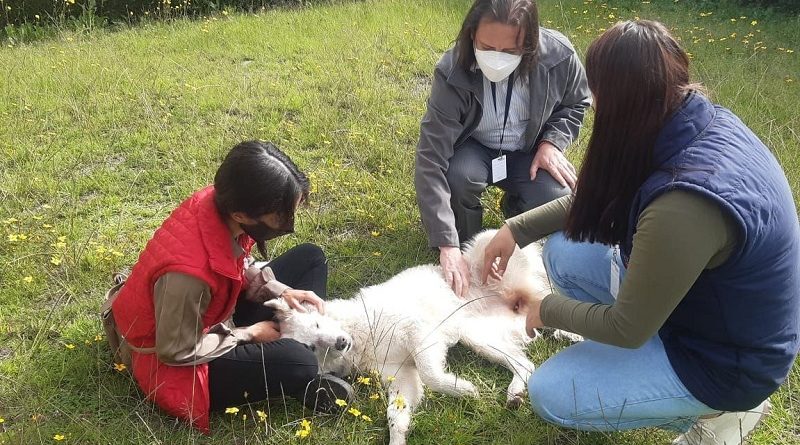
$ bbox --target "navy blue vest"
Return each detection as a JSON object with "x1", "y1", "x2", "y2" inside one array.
[{"x1": 621, "y1": 92, "x2": 800, "y2": 411}]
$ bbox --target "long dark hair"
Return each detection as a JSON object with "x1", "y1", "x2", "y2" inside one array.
[
  {"x1": 565, "y1": 20, "x2": 695, "y2": 245},
  {"x1": 454, "y1": 0, "x2": 540, "y2": 74},
  {"x1": 214, "y1": 140, "x2": 310, "y2": 257}
]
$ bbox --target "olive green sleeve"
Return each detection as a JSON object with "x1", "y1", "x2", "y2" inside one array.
[
  {"x1": 506, "y1": 194, "x2": 573, "y2": 248},
  {"x1": 153, "y1": 273, "x2": 250, "y2": 366},
  {"x1": 539, "y1": 190, "x2": 738, "y2": 348}
]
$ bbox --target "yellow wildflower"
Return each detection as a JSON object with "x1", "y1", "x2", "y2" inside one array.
[
  {"x1": 50, "y1": 257, "x2": 62, "y2": 266},
  {"x1": 348, "y1": 408, "x2": 362, "y2": 417},
  {"x1": 256, "y1": 410, "x2": 267, "y2": 421},
  {"x1": 53, "y1": 434, "x2": 65, "y2": 441},
  {"x1": 53, "y1": 242, "x2": 67, "y2": 249},
  {"x1": 387, "y1": 376, "x2": 396, "y2": 382},
  {"x1": 113, "y1": 363, "x2": 127, "y2": 372},
  {"x1": 224, "y1": 407, "x2": 239, "y2": 414},
  {"x1": 357, "y1": 376, "x2": 371, "y2": 385},
  {"x1": 369, "y1": 393, "x2": 380, "y2": 400},
  {"x1": 751, "y1": 20, "x2": 758, "y2": 26},
  {"x1": 65, "y1": 344, "x2": 75, "y2": 350},
  {"x1": 393, "y1": 395, "x2": 406, "y2": 410},
  {"x1": 335, "y1": 398, "x2": 347, "y2": 407},
  {"x1": 0, "y1": 417, "x2": 4, "y2": 423},
  {"x1": 23, "y1": 276, "x2": 33, "y2": 284},
  {"x1": 43, "y1": 224, "x2": 53, "y2": 228},
  {"x1": 361, "y1": 414, "x2": 373, "y2": 422},
  {"x1": 7, "y1": 234, "x2": 18, "y2": 242},
  {"x1": 370, "y1": 231, "x2": 380, "y2": 237},
  {"x1": 94, "y1": 334, "x2": 103, "y2": 342},
  {"x1": 372, "y1": 251, "x2": 382, "y2": 257},
  {"x1": 295, "y1": 418, "x2": 312, "y2": 437}
]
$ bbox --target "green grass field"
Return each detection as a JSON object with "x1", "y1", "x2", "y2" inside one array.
[{"x1": 1, "y1": 0, "x2": 798, "y2": 443}]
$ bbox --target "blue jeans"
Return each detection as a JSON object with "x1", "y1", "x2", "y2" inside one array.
[{"x1": 528, "y1": 232, "x2": 717, "y2": 432}]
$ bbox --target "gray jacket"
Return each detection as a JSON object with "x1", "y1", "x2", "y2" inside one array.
[{"x1": 414, "y1": 28, "x2": 591, "y2": 248}]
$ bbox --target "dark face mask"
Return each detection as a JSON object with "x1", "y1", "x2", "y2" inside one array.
[{"x1": 241, "y1": 218, "x2": 294, "y2": 242}]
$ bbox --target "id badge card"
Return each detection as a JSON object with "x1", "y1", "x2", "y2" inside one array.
[
  {"x1": 491, "y1": 155, "x2": 507, "y2": 184},
  {"x1": 610, "y1": 249, "x2": 620, "y2": 299}
]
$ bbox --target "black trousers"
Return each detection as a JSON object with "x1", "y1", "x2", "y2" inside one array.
[{"x1": 208, "y1": 243, "x2": 328, "y2": 411}]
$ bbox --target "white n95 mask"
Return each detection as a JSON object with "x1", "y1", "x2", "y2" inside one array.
[{"x1": 474, "y1": 48, "x2": 522, "y2": 83}]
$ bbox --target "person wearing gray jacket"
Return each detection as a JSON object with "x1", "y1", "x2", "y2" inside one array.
[{"x1": 414, "y1": 0, "x2": 591, "y2": 297}]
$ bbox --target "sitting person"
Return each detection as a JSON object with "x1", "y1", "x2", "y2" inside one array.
[
  {"x1": 105, "y1": 140, "x2": 351, "y2": 432},
  {"x1": 482, "y1": 20, "x2": 799, "y2": 445}
]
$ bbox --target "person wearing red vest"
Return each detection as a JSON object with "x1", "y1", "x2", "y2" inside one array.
[{"x1": 109, "y1": 140, "x2": 352, "y2": 432}]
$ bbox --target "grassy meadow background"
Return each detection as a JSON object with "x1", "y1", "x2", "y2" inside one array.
[{"x1": 1, "y1": 0, "x2": 799, "y2": 443}]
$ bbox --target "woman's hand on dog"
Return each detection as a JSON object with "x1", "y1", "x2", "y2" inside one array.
[
  {"x1": 525, "y1": 296, "x2": 545, "y2": 337},
  {"x1": 246, "y1": 320, "x2": 282, "y2": 343},
  {"x1": 440, "y1": 246, "x2": 471, "y2": 298},
  {"x1": 281, "y1": 289, "x2": 326, "y2": 314},
  {"x1": 481, "y1": 224, "x2": 517, "y2": 283}
]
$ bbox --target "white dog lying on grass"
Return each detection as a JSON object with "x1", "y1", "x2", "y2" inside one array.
[{"x1": 265, "y1": 230, "x2": 552, "y2": 445}]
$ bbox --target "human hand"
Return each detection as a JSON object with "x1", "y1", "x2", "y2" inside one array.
[
  {"x1": 525, "y1": 296, "x2": 546, "y2": 337},
  {"x1": 281, "y1": 288, "x2": 326, "y2": 314},
  {"x1": 439, "y1": 246, "x2": 471, "y2": 298},
  {"x1": 530, "y1": 141, "x2": 577, "y2": 190},
  {"x1": 247, "y1": 320, "x2": 281, "y2": 343},
  {"x1": 481, "y1": 224, "x2": 518, "y2": 284}
]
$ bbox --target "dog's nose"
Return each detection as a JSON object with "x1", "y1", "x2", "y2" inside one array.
[{"x1": 335, "y1": 336, "x2": 350, "y2": 351}]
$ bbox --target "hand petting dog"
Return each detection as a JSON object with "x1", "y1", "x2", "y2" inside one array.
[{"x1": 482, "y1": 225, "x2": 547, "y2": 337}]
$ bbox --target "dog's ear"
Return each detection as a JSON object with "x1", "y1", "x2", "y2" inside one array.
[{"x1": 263, "y1": 298, "x2": 292, "y2": 322}]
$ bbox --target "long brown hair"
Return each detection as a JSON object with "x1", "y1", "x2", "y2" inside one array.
[
  {"x1": 454, "y1": 0, "x2": 540, "y2": 74},
  {"x1": 565, "y1": 20, "x2": 695, "y2": 245}
]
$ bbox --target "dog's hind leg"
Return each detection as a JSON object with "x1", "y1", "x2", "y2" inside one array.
[
  {"x1": 385, "y1": 365, "x2": 423, "y2": 445},
  {"x1": 413, "y1": 341, "x2": 478, "y2": 397},
  {"x1": 460, "y1": 331, "x2": 535, "y2": 409}
]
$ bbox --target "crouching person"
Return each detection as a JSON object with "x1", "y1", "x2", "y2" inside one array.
[
  {"x1": 482, "y1": 21, "x2": 799, "y2": 445},
  {"x1": 104, "y1": 140, "x2": 352, "y2": 432}
]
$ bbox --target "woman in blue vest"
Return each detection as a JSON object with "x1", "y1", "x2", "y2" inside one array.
[{"x1": 481, "y1": 20, "x2": 800, "y2": 445}]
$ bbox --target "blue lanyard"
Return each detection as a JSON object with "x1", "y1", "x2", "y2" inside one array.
[{"x1": 490, "y1": 71, "x2": 515, "y2": 149}]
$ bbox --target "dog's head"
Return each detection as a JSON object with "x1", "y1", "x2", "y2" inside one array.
[{"x1": 263, "y1": 298, "x2": 352, "y2": 354}]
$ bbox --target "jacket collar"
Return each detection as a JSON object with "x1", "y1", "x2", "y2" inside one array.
[
  {"x1": 652, "y1": 91, "x2": 716, "y2": 166},
  {"x1": 195, "y1": 186, "x2": 252, "y2": 280}
]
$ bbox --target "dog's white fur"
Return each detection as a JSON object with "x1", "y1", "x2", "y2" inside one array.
[{"x1": 266, "y1": 230, "x2": 549, "y2": 445}]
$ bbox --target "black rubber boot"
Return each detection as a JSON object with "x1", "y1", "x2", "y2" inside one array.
[{"x1": 299, "y1": 373, "x2": 354, "y2": 414}]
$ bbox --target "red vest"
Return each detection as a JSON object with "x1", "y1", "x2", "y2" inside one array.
[{"x1": 112, "y1": 186, "x2": 253, "y2": 432}]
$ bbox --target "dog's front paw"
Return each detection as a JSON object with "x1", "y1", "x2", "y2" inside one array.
[{"x1": 454, "y1": 380, "x2": 479, "y2": 397}]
